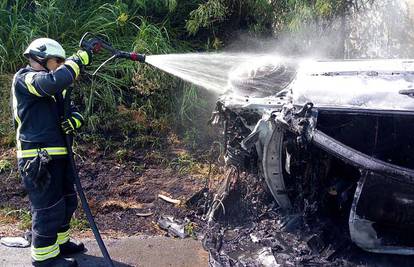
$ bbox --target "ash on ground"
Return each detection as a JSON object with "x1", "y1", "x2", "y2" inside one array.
[{"x1": 187, "y1": 167, "x2": 414, "y2": 267}]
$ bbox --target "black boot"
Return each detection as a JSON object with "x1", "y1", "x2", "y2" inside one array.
[
  {"x1": 60, "y1": 241, "x2": 86, "y2": 255},
  {"x1": 32, "y1": 255, "x2": 78, "y2": 267}
]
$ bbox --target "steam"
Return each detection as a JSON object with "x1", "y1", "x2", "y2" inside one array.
[
  {"x1": 346, "y1": 0, "x2": 414, "y2": 58},
  {"x1": 226, "y1": 0, "x2": 414, "y2": 59}
]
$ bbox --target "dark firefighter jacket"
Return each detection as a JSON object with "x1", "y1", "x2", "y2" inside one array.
[{"x1": 11, "y1": 60, "x2": 83, "y2": 159}]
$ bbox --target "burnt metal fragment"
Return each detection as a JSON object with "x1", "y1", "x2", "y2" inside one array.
[{"x1": 157, "y1": 215, "x2": 188, "y2": 238}]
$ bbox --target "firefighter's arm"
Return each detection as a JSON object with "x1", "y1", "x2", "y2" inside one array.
[
  {"x1": 24, "y1": 50, "x2": 92, "y2": 97},
  {"x1": 24, "y1": 65, "x2": 78, "y2": 97}
]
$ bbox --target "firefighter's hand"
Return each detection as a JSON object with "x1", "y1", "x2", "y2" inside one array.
[
  {"x1": 61, "y1": 118, "x2": 76, "y2": 135},
  {"x1": 62, "y1": 112, "x2": 84, "y2": 134},
  {"x1": 68, "y1": 50, "x2": 92, "y2": 66},
  {"x1": 61, "y1": 115, "x2": 83, "y2": 135}
]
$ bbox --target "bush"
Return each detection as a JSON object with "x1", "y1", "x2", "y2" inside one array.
[{"x1": 0, "y1": 75, "x2": 14, "y2": 147}]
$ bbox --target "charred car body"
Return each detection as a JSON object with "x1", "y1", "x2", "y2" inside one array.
[{"x1": 210, "y1": 58, "x2": 414, "y2": 255}]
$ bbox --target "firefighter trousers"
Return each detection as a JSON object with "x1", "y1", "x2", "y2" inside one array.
[{"x1": 18, "y1": 157, "x2": 78, "y2": 262}]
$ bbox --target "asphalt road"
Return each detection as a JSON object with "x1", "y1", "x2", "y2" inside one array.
[{"x1": 0, "y1": 235, "x2": 208, "y2": 267}]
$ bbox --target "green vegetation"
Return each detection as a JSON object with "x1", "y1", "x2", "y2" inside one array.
[
  {"x1": 19, "y1": 209, "x2": 32, "y2": 230},
  {"x1": 0, "y1": 207, "x2": 88, "y2": 232},
  {"x1": 70, "y1": 217, "x2": 90, "y2": 232},
  {"x1": 169, "y1": 152, "x2": 197, "y2": 174},
  {"x1": 186, "y1": 0, "x2": 275, "y2": 42},
  {"x1": 184, "y1": 221, "x2": 197, "y2": 237},
  {"x1": 0, "y1": 0, "x2": 357, "y2": 154},
  {"x1": 0, "y1": 206, "x2": 32, "y2": 230},
  {"x1": 0, "y1": 159, "x2": 12, "y2": 173},
  {"x1": 0, "y1": 75, "x2": 14, "y2": 146}
]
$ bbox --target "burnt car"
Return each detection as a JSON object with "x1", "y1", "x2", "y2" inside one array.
[{"x1": 210, "y1": 58, "x2": 414, "y2": 255}]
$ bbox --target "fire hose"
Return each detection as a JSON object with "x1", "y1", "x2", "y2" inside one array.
[{"x1": 63, "y1": 33, "x2": 146, "y2": 267}]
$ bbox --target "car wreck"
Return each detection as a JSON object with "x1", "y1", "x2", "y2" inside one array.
[{"x1": 209, "y1": 58, "x2": 414, "y2": 255}]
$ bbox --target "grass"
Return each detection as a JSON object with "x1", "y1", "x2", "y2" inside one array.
[
  {"x1": 184, "y1": 221, "x2": 197, "y2": 238},
  {"x1": 0, "y1": 159, "x2": 12, "y2": 174},
  {"x1": 132, "y1": 163, "x2": 145, "y2": 173},
  {"x1": 70, "y1": 217, "x2": 90, "y2": 232},
  {"x1": 0, "y1": 206, "x2": 32, "y2": 230},
  {"x1": 0, "y1": 206, "x2": 90, "y2": 232},
  {"x1": 169, "y1": 152, "x2": 196, "y2": 174},
  {"x1": 0, "y1": 75, "x2": 14, "y2": 147},
  {"x1": 115, "y1": 148, "x2": 132, "y2": 163},
  {"x1": 144, "y1": 150, "x2": 167, "y2": 165}
]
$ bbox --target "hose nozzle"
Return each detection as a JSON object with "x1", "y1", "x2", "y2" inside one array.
[
  {"x1": 130, "y1": 52, "x2": 146, "y2": 63},
  {"x1": 117, "y1": 51, "x2": 146, "y2": 63}
]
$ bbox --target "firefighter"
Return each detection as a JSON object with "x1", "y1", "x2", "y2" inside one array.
[{"x1": 11, "y1": 38, "x2": 92, "y2": 267}]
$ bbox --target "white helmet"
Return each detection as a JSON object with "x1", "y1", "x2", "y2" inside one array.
[{"x1": 23, "y1": 38, "x2": 66, "y2": 61}]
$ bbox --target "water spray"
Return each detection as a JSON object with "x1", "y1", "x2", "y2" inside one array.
[{"x1": 80, "y1": 32, "x2": 293, "y2": 97}]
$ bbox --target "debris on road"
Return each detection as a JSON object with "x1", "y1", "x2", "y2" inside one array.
[
  {"x1": 191, "y1": 155, "x2": 414, "y2": 266},
  {"x1": 236, "y1": 247, "x2": 278, "y2": 267},
  {"x1": 158, "y1": 194, "x2": 181, "y2": 205},
  {"x1": 0, "y1": 236, "x2": 30, "y2": 248},
  {"x1": 158, "y1": 216, "x2": 189, "y2": 239}
]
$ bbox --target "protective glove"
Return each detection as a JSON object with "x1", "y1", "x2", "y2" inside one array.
[
  {"x1": 61, "y1": 112, "x2": 84, "y2": 135},
  {"x1": 68, "y1": 49, "x2": 92, "y2": 66}
]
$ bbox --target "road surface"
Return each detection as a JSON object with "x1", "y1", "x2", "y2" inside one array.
[{"x1": 0, "y1": 235, "x2": 208, "y2": 267}]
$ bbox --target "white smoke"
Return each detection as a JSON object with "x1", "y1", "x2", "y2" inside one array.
[
  {"x1": 346, "y1": 0, "x2": 414, "y2": 58},
  {"x1": 225, "y1": 0, "x2": 414, "y2": 60}
]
